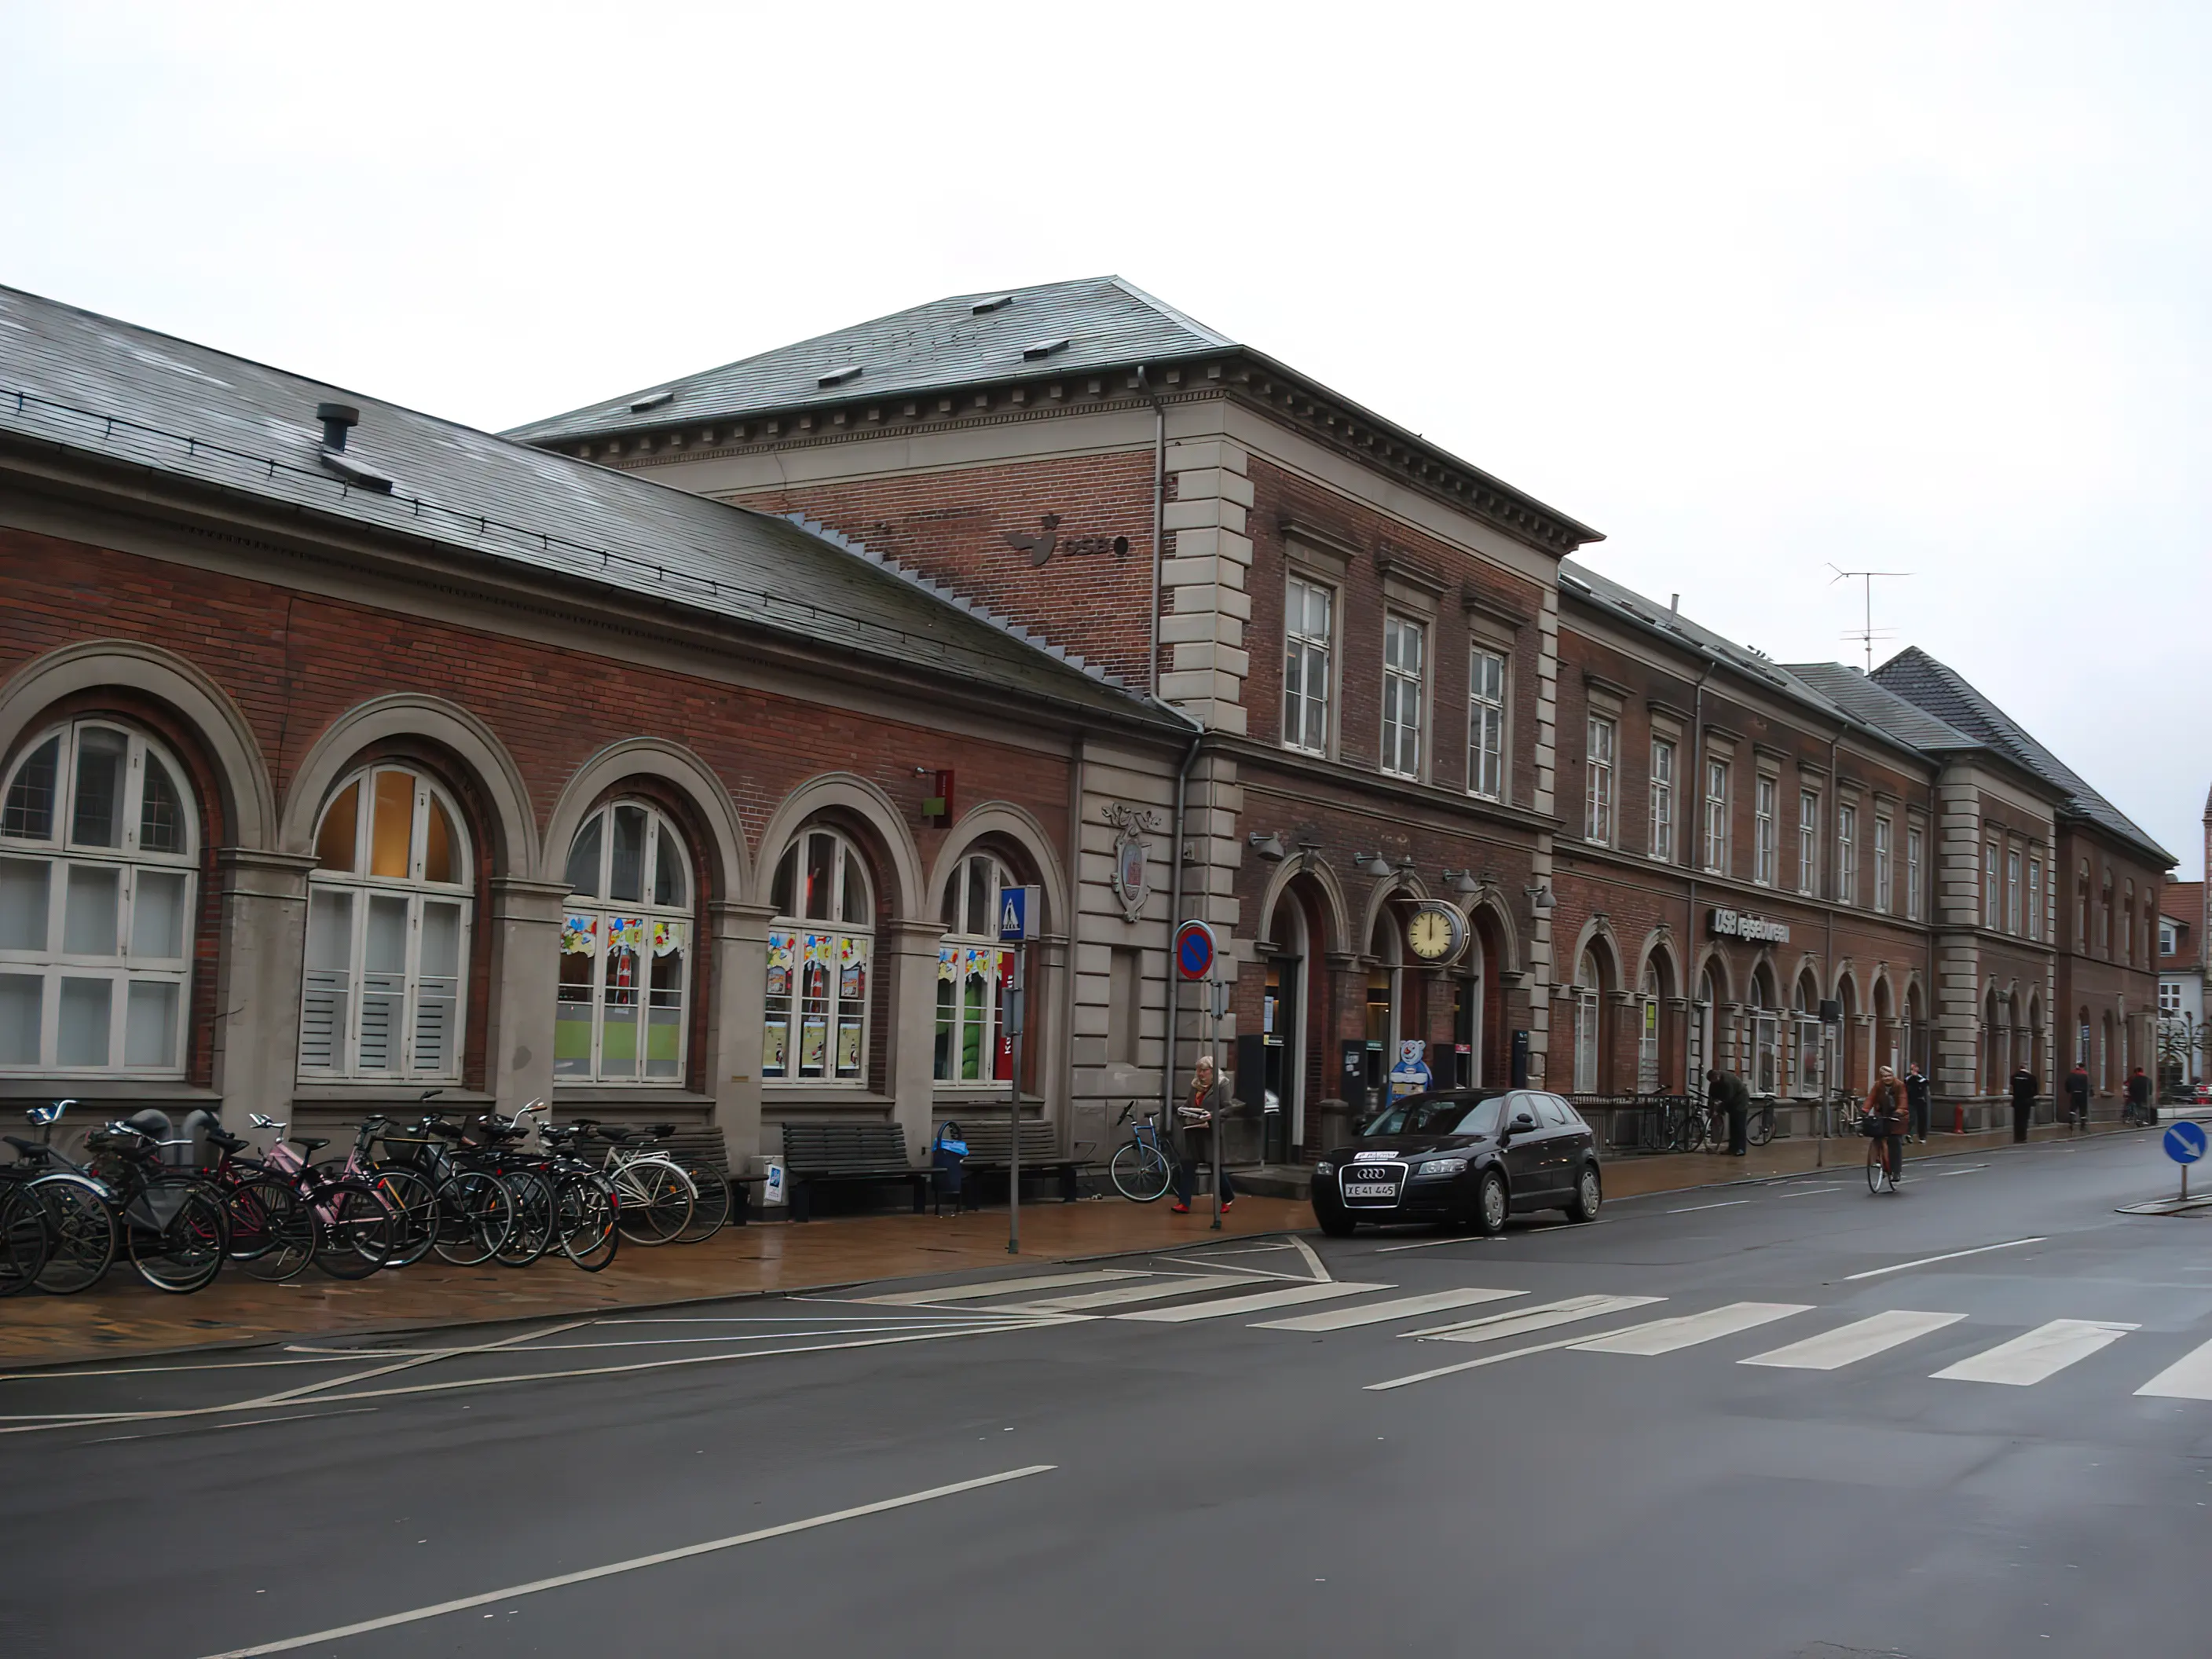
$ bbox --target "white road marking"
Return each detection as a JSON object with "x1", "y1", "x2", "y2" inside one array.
[
  {"x1": 1666, "y1": 1200, "x2": 1749, "y2": 1214},
  {"x1": 1115, "y1": 1281, "x2": 1390, "y2": 1324},
  {"x1": 997, "y1": 1275, "x2": 1248, "y2": 1312},
  {"x1": 2135, "y1": 1335, "x2": 2212, "y2": 1401},
  {"x1": 0, "y1": 1354, "x2": 368, "y2": 1382},
  {"x1": 1368, "y1": 1332, "x2": 1616, "y2": 1391},
  {"x1": 865, "y1": 1270, "x2": 1141, "y2": 1305},
  {"x1": 86, "y1": 1407, "x2": 379, "y2": 1445},
  {"x1": 1932, "y1": 1319, "x2": 2138, "y2": 1386},
  {"x1": 195, "y1": 1464, "x2": 1057, "y2": 1657},
  {"x1": 1928, "y1": 1164, "x2": 1990, "y2": 1178},
  {"x1": 1287, "y1": 1236, "x2": 1331, "y2": 1282},
  {"x1": 1413, "y1": 1295, "x2": 1663, "y2": 1343},
  {"x1": 1374, "y1": 1235, "x2": 1505, "y2": 1253},
  {"x1": 1258, "y1": 1287, "x2": 1524, "y2": 1332},
  {"x1": 1844, "y1": 1237, "x2": 2047, "y2": 1281},
  {"x1": 1740, "y1": 1309, "x2": 1966, "y2": 1371},
  {"x1": 1774, "y1": 1186, "x2": 1844, "y2": 1198},
  {"x1": 1573, "y1": 1302, "x2": 1811, "y2": 1356},
  {"x1": 229, "y1": 1320, "x2": 595, "y2": 1412}
]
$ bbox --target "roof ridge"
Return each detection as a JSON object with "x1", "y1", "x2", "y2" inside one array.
[{"x1": 1101, "y1": 276, "x2": 1240, "y2": 350}]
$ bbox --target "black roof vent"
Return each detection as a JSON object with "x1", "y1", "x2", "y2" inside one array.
[
  {"x1": 1021, "y1": 337, "x2": 1071, "y2": 361},
  {"x1": 317, "y1": 447, "x2": 394, "y2": 494},
  {"x1": 628, "y1": 390, "x2": 676, "y2": 414},
  {"x1": 817, "y1": 364, "x2": 863, "y2": 387},
  {"x1": 316, "y1": 402, "x2": 359, "y2": 452},
  {"x1": 971, "y1": 294, "x2": 1013, "y2": 315}
]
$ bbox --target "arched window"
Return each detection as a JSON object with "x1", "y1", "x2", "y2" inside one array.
[
  {"x1": 558, "y1": 802, "x2": 692, "y2": 1083},
  {"x1": 764, "y1": 828, "x2": 873, "y2": 1084},
  {"x1": 1690, "y1": 967, "x2": 1717, "y2": 1083},
  {"x1": 1792, "y1": 973, "x2": 1823, "y2": 1097},
  {"x1": 0, "y1": 720, "x2": 197, "y2": 1075},
  {"x1": 2100, "y1": 870, "x2": 2112, "y2": 956},
  {"x1": 936, "y1": 853, "x2": 1016, "y2": 1087},
  {"x1": 1635, "y1": 965, "x2": 1661, "y2": 1093},
  {"x1": 300, "y1": 764, "x2": 472, "y2": 1079},
  {"x1": 1748, "y1": 970, "x2": 1779, "y2": 1096},
  {"x1": 1570, "y1": 947, "x2": 1602, "y2": 1094},
  {"x1": 2123, "y1": 881, "x2": 2136, "y2": 965}
]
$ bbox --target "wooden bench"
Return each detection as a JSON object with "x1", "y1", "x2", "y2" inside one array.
[
  {"x1": 650, "y1": 1124, "x2": 766, "y2": 1226},
  {"x1": 945, "y1": 1118, "x2": 1081, "y2": 1207},
  {"x1": 780, "y1": 1122, "x2": 929, "y2": 1222}
]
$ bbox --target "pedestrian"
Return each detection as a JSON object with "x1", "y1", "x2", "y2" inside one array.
[
  {"x1": 2125, "y1": 1066, "x2": 2154, "y2": 1127},
  {"x1": 1866, "y1": 1065, "x2": 1905, "y2": 1185},
  {"x1": 1905, "y1": 1063, "x2": 1932, "y2": 1144},
  {"x1": 1707, "y1": 1066, "x2": 1750, "y2": 1157},
  {"x1": 2064, "y1": 1061, "x2": 2090, "y2": 1132},
  {"x1": 2009, "y1": 1061, "x2": 2038, "y2": 1144},
  {"x1": 1171, "y1": 1053, "x2": 1234, "y2": 1214}
]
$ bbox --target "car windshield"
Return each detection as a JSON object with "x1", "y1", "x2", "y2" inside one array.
[{"x1": 1360, "y1": 1093, "x2": 1502, "y2": 1139}]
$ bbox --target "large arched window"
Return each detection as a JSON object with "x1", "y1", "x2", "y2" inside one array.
[
  {"x1": 1792, "y1": 972, "x2": 1823, "y2": 1097},
  {"x1": 1570, "y1": 948, "x2": 1602, "y2": 1094},
  {"x1": 0, "y1": 720, "x2": 197, "y2": 1075},
  {"x1": 936, "y1": 853, "x2": 1014, "y2": 1088},
  {"x1": 558, "y1": 802, "x2": 692, "y2": 1084},
  {"x1": 1635, "y1": 965, "x2": 1661, "y2": 1093},
  {"x1": 764, "y1": 827, "x2": 873, "y2": 1084},
  {"x1": 1748, "y1": 969, "x2": 1780, "y2": 1096},
  {"x1": 300, "y1": 764, "x2": 472, "y2": 1080}
]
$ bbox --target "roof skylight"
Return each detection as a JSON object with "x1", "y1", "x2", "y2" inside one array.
[{"x1": 1021, "y1": 337, "x2": 1071, "y2": 361}]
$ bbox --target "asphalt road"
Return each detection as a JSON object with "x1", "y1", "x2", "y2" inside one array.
[{"x1": 5, "y1": 1129, "x2": 2210, "y2": 1659}]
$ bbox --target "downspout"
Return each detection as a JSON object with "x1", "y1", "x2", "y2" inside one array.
[
  {"x1": 1826, "y1": 726, "x2": 1841, "y2": 1105},
  {"x1": 1155, "y1": 698, "x2": 1206, "y2": 1135},
  {"x1": 1684, "y1": 654, "x2": 1716, "y2": 1086},
  {"x1": 1136, "y1": 365, "x2": 1167, "y2": 698}
]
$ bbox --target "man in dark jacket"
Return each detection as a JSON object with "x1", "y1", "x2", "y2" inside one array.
[
  {"x1": 1708, "y1": 1067, "x2": 1750, "y2": 1157},
  {"x1": 2009, "y1": 1064, "x2": 2038, "y2": 1143},
  {"x1": 1905, "y1": 1064, "x2": 1932, "y2": 1143},
  {"x1": 2126, "y1": 1066, "x2": 2155, "y2": 1126},
  {"x1": 2064, "y1": 1062, "x2": 2091, "y2": 1131}
]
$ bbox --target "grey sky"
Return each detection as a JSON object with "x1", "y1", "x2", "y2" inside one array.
[{"x1": 4, "y1": 2, "x2": 2203, "y2": 876}]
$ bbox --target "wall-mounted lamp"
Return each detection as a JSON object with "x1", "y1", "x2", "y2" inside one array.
[
  {"x1": 1356, "y1": 851, "x2": 1393, "y2": 878},
  {"x1": 1443, "y1": 868, "x2": 1481, "y2": 896},
  {"x1": 1525, "y1": 881, "x2": 1556, "y2": 914},
  {"x1": 1248, "y1": 831, "x2": 1288, "y2": 862}
]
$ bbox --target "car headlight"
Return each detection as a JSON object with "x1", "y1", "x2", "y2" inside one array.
[
  {"x1": 1315, "y1": 1161, "x2": 1335, "y2": 1177},
  {"x1": 1415, "y1": 1156, "x2": 1468, "y2": 1177}
]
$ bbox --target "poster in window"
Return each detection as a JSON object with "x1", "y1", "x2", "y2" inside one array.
[
  {"x1": 766, "y1": 932, "x2": 792, "y2": 1000},
  {"x1": 562, "y1": 914, "x2": 597, "y2": 955},
  {"x1": 836, "y1": 1017, "x2": 863, "y2": 1079},
  {"x1": 799, "y1": 1016, "x2": 828, "y2": 1075},
  {"x1": 606, "y1": 914, "x2": 645, "y2": 950},
  {"x1": 762, "y1": 1018, "x2": 789, "y2": 1077},
  {"x1": 839, "y1": 936, "x2": 868, "y2": 1001},
  {"x1": 650, "y1": 919, "x2": 684, "y2": 957}
]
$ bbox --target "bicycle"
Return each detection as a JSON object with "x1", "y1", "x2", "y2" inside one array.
[
  {"x1": 375, "y1": 1111, "x2": 518, "y2": 1267},
  {"x1": 232, "y1": 1117, "x2": 399, "y2": 1280},
  {"x1": 2, "y1": 1104, "x2": 115, "y2": 1294},
  {"x1": 1108, "y1": 1103, "x2": 1174, "y2": 1203},
  {"x1": 23, "y1": 1106, "x2": 232, "y2": 1293},
  {"x1": 1866, "y1": 1119, "x2": 1904, "y2": 1194},
  {"x1": 565, "y1": 1115, "x2": 698, "y2": 1245},
  {"x1": 1745, "y1": 1093, "x2": 1778, "y2": 1148}
]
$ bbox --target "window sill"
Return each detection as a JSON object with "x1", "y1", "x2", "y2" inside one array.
[
  {"x1": 551, "y1": 1085, "x2": 713, "y2": 1108},
  {"x1": 291, "y1": 1083, "x2": 493, "y2": 1108},
  {"x1": 0, "y1": 1078, "x2": 217, "y2": 1102},
  {"x1": 764, "y1": 1087, "x2": 894, "y2": 1111}
]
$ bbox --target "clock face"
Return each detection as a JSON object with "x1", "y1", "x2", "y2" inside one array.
[{"x1": 1408, "y1": 903, "x2": 1464, "y2": 962}]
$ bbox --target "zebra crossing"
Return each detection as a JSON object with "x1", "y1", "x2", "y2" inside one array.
[{"x1": 860, "y1": 1266, "x2": 2212, "y2": 1403}]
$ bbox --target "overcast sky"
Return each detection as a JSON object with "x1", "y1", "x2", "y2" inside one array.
[{"x1": 4, "y1": 2, "x2": 2204, "y2": 877}]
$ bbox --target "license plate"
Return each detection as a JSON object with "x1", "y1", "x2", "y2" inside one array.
[{"x1": 1344, "y1": 1181, "x2": 1398, "y2": 1199}]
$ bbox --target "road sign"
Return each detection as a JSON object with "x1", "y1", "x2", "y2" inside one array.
[
  {"x1": 1174, "y1": 919, "x2": 1217, "y2": 981},
  {"x1": 2164, "y1": 1121, "x2": 2207, "y2": 1165},
  {"x1": 998, "y1": 884, "x2": 1039, "y2": 942}
]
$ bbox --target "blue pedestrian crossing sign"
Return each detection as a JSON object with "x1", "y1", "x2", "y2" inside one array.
[
  {"x1": 2164, "y1": 1121, "x2": 2207, "y2": 1165},
  {"x1": 998, "y1": 884, "x2": 1040, "y2": 942}
]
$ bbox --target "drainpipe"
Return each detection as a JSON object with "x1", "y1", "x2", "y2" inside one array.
[
  {"x1": 1136, "y1": 365, "x2": 1167, "y2": 699},
  {"x1": 1826, "y1": 726, "x2": 1841, "y2": 1115},
  {"x1": 1684, "y1": 656, "x2": 1716, "y2": 1088},
  {"x1": 1155, "y1": 698, "x2": 1207, "y2": 1136}
]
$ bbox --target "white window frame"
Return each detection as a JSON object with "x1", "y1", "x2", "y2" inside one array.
[
  {"x1": 2006, "y1": 848, "x2": 2022, "y2": 936},
  {"x1": 2027, "y1": 856, "x2": 2042, "y2": 941},
  {"x1": 1467, "y1": 646, "x2": 1506, "y2": 802},
  {"x1": 1585, "y1": 715, "x2": 1616, "y2": 844},
  {"x1": 1648, "y1": 738, "x2": 1674, "y2": 862},
  {"x1": 1702, "y1": 759, "x2": 1729, "y2": 875},
  {"x1": 1752, "y1": 775, "x2": 1777, "y2": 887},
  {"x1": 1984, "y1": 844, "x2": 1999, "y2": 931},
  {"x1": 1798, "y1": 789, "x2": 1820, "y2": 895},
  {"x1": 1380, "y1": 615, "x2": 1424, "y2": 779},
  {"x1": 1635, "y1": 968, "x2": 1661, "y2": 1093},
  {"x1": 764, "y1": 828, "x2": 876, "y2": 1086},
  {"x1": 936, "y1": 852, "x2": 1016, "y2": 1090},
  {"x1": 1873, "y1": 816, "x2": 1893, "y2": 914},
  {"x1": 1283, "y1": 576, "x2": 1334, "y2": 757},
  {"x1": 1837, "y1": 804, "x2": 1859, "y2": 907},
  {"x1": 556, "y1": 801, "x2": 694, "y2": 1086},
  {"x1": 1906, "y1": 825, "x2": 1925, "y2": 921},
  {"x1": 0, "y1": 720, "x2": 198, "y2": 1077},
  {"x1": 300, "y1": 766, "x2": 474, "y2": 1082}
]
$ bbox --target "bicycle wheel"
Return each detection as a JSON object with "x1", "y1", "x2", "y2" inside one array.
[
  {"x1": 430, "y1": 1170, "x2": 514, "y2": 1266},
  {"x1": 1866, "y1": 1141, "x2": 1887, "y2": 1194},
  {"x1": 555, "y1": 1170, "x2": 619, "y2": 1273},
  {"x1": 363, "y1": 1165, "x2": 438, "y2": 1269},
  {"x1": 313, "y1": 1181, "x2": 397, "y2": 1280},
  {"x1": 31, "y1": 1174, "x2": 117, "y2": 1294},
  {"x1": 493, "y1": 1167, "x2": 556, "y2": 1267},
  {"x1": 126, "y1": 1177, "x2": 228, "y2": 1294},
  {"x1": 675, "y1": 1165, "x2": 732, "y2": 1243},
  {"x1": 1747, "y1": 1107, "x2": 1775, "y2": 1148},
  {"x1": 0, "y1": 1181, "x2": 50, "y2": 1298},
  {"x1": 1111, "y1": 1141, "x2": 1172, "y2": 1203},
  {"x1": 614, "y1": 1161, "x2": 694, "y2": 1245},
  {"x1": 227, "y1": 1176, "x2": 315, "y2": 1282}
]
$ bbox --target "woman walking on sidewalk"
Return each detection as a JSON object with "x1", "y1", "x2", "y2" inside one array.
[{"x1": 1171, "y1": 1054, "x2": 1235, "y2": 1214}]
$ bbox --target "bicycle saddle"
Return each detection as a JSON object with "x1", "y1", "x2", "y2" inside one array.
[
  {"x1": 2, "y1": 1134, "x2": 43, "y2": 1155},
  {"x1": 294, "y1": 1137, "x2": 331, "y2": 1155}
]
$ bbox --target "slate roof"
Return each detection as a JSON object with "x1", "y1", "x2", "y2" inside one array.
[
  {"x1": 1778, "y1": 661, "x2": 1978, "y2": 753},
  {"x1": 505, "y1": 276, "x2": 1235, "y2": 446},
  {"x1": 1871, "y1": 647, "x2": 2175, "y2": 866},
  {"x1": 0, "y1": 284, "x2": 1166, "y2": 724}
]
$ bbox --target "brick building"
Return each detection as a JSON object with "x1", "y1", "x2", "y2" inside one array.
[
  {"x1": 0, "y1": 284, "x2": 1194, "y2": 1168},
  {"x1": 517, "y1": 276, "x2": 2172, "y2": 1146}
]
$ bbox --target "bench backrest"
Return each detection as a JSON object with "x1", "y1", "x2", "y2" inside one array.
[
  {"x1": 654, "y1": 1126, "x2": 729, "y2": 1177},
  {"x1": 781, "y1": 1122, "x2": 915, "y2": 1174},
  {"x1": 948, "y1": 1119, "x2": 1060, "y2": 1163}
]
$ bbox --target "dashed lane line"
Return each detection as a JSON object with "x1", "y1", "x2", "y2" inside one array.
[{"x1": 1843, "y1": 1237, "x2": 2047, "y2": 1281}]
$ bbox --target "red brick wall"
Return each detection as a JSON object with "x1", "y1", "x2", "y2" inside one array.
[{"x1": 721, "y1": 452, "x2": 1159, "y2": 689}]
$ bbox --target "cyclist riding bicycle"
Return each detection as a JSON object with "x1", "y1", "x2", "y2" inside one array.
[{"x1": 1865, "y1": 1065, "x2": 1905, "y2": 1188}]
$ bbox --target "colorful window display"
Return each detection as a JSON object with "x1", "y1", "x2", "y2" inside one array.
[
  {"x1": 556, "y1": 802, "x2": 691, "y2": 1082},
  {"x1": 763, "y1": 828, "x2": 873, "y2": 1084}
]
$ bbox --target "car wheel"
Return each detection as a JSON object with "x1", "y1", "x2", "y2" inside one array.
[
  {"x1": 1473, "y1": 1168, "x2": 1508, "y2": 1236},
  {"x1": 1567, "y1": 1164, "x2": 1602, "y2": 1224},
  {"x1": 1315, "y1": 1204, "x2": 1357, "y2": 1239}
]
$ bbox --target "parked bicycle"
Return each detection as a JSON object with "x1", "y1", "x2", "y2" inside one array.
[
  {"x1": 1109, "y1": 1102, "x2": 1174, "y2": 1202},
  {"x1": 1745, "y1": 1093, "x2": 1778, "y2": 1148},
  {"x1": 3, "y1": 1102, "x2": 229, "y2": 1293},
  {"x1": 201, "y1": 1116, "x2": 399, "y2": 1281}
]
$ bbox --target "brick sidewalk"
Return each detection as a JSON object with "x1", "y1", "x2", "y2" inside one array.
[{"x1": 0, "y1": 1119, "x2": 2148, "y2": 1371}]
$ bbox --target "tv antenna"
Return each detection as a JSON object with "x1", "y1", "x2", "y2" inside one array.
[{"x1": 1829, "y1": 564, "x2": 1911, "y2": 672}]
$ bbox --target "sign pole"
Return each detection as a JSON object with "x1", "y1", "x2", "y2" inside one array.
[
  {"x1": 1211, "y1": 973, "x2": 1225, "y2": 1232},
  {"x1": 1008, "y1": 941, "x2": 1024, "y2": 1255}
]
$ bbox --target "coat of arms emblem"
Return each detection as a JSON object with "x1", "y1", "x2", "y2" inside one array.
[{"x1": 1104, "y1": 802, "x2": 1160, "y2": 922}]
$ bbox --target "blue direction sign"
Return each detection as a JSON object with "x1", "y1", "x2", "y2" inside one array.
[
  {"x1": 2163, "y1": 1121, "x2": 2207, "y2": 1165},
  {"x1": 1174, "y1": 919, "x2": 1217, "y2": 981}
]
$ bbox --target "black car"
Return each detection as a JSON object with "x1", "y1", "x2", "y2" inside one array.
[{"x1": 1310, "y1": 1087, "x2": 1602, "y2": 1237}]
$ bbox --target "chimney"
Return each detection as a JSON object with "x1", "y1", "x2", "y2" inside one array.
[
  {"x1": 317, "y1": 402, "x2": 360, "y2": 452},
  {"x1": 1669, "y1": 593, "x2": 1679, "y2": 613}
]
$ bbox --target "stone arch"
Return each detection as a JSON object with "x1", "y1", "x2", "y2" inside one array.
[
  {"x1": 1356, "y1": 868, "x2": 1433, "y2": 958},
  {"x1": 1633, "y1": 927, "x2": 1682, "y2": 1000},
  {"x1": 1255, "y1": 851, "x2": 1353, "y2": 959},
  {"x1": 1466, "y1": 887, "x2": 1523, "y2": 978},
  {"x1": 1568, "y1": 914, "x2": 1625, "y2": 988},
  {"x1": 282, "y1": 694, "x2": 537, "y2": 874},
  {"x1": 540, "y1": 736, "x2": 749, "y2": 903},
  {"x1": 926, "y1": 801, "x2": 1071, "y2": 939},
  {"x1": 0, "y1": 639, "x2": 276, "y2": 850},
  {"x1": 753, "y1": 771, "x2": 924, "y2": 920},
  {"x1": 1690, "y1": 942, "x2": 1734, "y2": 1005}
]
